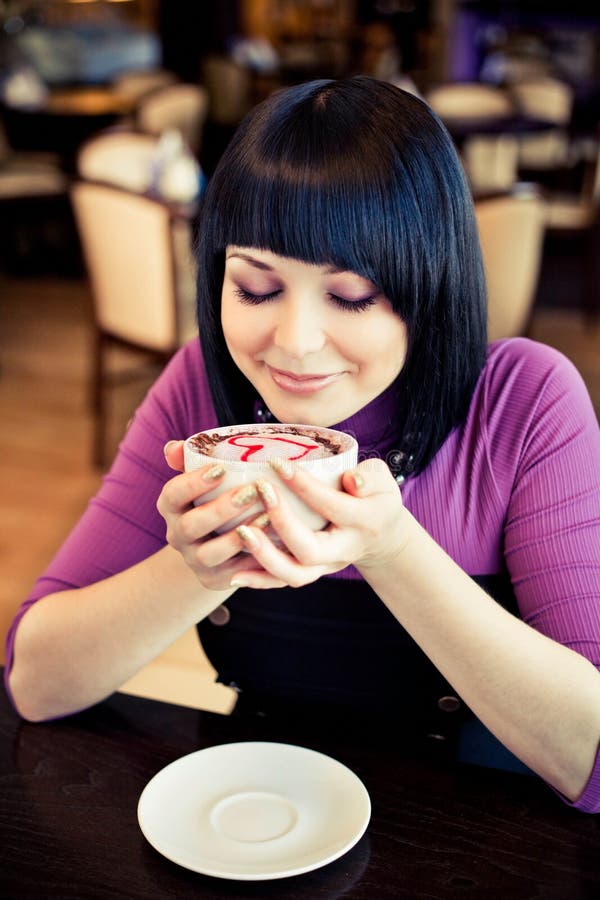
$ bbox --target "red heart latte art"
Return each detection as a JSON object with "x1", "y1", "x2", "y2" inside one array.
[{"x1": 215, "y1": 434, "x2": 327, "y2": 462}]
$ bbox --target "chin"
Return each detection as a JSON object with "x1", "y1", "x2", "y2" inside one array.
[{"x1": 268, "y1": 399, "x2": 354, "y2": 428}]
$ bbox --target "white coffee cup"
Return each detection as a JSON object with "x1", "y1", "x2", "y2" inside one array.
[{"x1": 183, "y1": 423, "x2": 358, "y2": 533}]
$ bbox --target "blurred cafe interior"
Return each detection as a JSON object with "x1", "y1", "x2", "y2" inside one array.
[{"x1": 1, "y1": 0, "x2": 599, "y2": 707}]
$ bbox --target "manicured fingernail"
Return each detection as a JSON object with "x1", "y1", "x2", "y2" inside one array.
[
  {"x1": 269, "y1": 457, "x2": 294, "y2": 479},
  {"x1": 231, "y1": 484, "x2": 258, "y2": 508},
  {"x1": 351, "y1": 470, "x2": 365, "y2": 490},
  {"x1": 163, "y1": 440, "x2": 178, "y2": 456},
  {"x1": 236, "y1": 524, "x2": 259, "y2": 548},
  {"x1": 230, "y1": 578, "x2": 249, "y2": 588},
  {"x1": 202, "y1": 463, "x2": 226, "y2": 482},
  {"x1": 256, "y1": 479, "x2": 278, "y2": 509},
  {"x1": 251, "y1": 512, "x2": 270, "y2": 529}
]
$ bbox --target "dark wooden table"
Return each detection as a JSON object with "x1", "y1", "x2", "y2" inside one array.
[
  {"x1": 1, "y1": 89, "x2": 134, "y2": 174},
  {"x1": 1, "y1": 674, "x2": 599, "y2": 899}
]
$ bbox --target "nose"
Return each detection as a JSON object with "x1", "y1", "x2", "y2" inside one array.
[{"x1": 273, "y1": 297, "x2": 326, "y2": 359}]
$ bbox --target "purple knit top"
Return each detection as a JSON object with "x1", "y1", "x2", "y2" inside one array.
[{"x1": 5, "y1": 337, "x2": 600, "y2": 811}]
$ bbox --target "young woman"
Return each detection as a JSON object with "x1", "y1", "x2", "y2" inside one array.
[{"x1": 6, "y1": 77, "x2": 600, "y2": 812}]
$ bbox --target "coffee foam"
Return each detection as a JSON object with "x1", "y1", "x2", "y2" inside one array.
[{"x1": 189, "y1": 425, "x2": 342, "y2": 462}]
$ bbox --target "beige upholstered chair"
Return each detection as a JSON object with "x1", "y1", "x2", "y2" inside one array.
[
  {"x1": 112, "y1": 68, "x2": 178, "y2": 103},
  {"x1": 77, "y1": 128, "x2": 201, "y2": 205},
  {"x1": 70, "y1": 181, "x2": 198, "y2": 466},
  {"x1": 426, "y1": 82, "x2": 515, "y2": 119},
  {"x1": 474, "y1": 190, "x2": 546, "y2": 341},
  {"x1": 510, "y1": 77, "x2": 573, "y2": 172},
  {"x1": 77, "y1": 129, "x2": 160, "y2": 193},
  {"x1": 425, "y1": 82, "x2": 519, "y2": 194},
  {"x1": 136, "y1": 83, "x2": 209, "y2": 156}
]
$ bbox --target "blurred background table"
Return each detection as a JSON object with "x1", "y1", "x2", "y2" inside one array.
[
  {"x1": 1, "y1": 673, "x2": 600, "y2": 899},
  {"x1": 1, "y1": 88, "x2": 135, "y2": 172}
]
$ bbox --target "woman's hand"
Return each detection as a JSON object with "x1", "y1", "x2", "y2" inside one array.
[
  {"x1": 157, "y1": 441, "x2": 268, "y2": 591},
  {"x1": 228, "y1": 457, "x2": 411, "y2": 589}
]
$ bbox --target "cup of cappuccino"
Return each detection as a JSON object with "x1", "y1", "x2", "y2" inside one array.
[{"x1": 183, "y1": 423, "x2": 358, "y2": 532}]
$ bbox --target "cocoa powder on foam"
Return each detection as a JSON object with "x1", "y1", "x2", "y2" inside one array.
[{"x1": 190, "y1": 426, "x2": 342, "y2": 456}]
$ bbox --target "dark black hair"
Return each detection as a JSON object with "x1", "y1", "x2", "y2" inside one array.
[{"x1": 195, "y1": 75, "x2": 487, "y2": 477}]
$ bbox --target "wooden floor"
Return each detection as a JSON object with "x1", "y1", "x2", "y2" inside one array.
[
  {"x1": 0, "y1": 273, "x2": 236, "y2": 713},
  {"x1": 1, "y1": 269, "x2": 599, "y2": 711}
]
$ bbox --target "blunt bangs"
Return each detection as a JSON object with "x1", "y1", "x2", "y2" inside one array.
[
  {"x1": 195, "y1": 76, "x2": 487, "y2": 475},
  {"x1": 200, "y1": 76, "x2": 475, "y2": 328}
]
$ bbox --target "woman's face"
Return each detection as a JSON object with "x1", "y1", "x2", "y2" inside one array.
[{"x1": 221, "y1": 247, "x2": 408, "y2": 426}]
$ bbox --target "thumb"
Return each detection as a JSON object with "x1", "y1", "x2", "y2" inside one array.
[
  {"x1": 341, "y1": 457, "x2": 397, "y2": 496},
  {"x1": 163, "y1": 440, "x2": 185, "y2": 472}
]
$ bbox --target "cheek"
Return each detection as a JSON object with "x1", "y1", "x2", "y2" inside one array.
[
  {"x1": 222, "y1": 295, "x2": 250, "y2": 355},
  {"x1": 353, "y1": 317, "x2": 408, "y2": 377},
  {"x1": 221, "y1": 297, "x2": 270, "y2": 364}
]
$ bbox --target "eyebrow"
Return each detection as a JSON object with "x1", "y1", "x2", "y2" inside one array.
[
  {"x1": 225, "y1": 252, "x2": 274, "y2": 271},
  {"x1": 225, "y1": 251, "x2": 348, "y2": 276}
]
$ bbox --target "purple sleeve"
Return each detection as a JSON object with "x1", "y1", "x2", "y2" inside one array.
[
  {"x1": 4, "y1": 340, "x2": 218, "y2": 703},
  {"x1": 491, "y1": 340, "x2": 600, "y2": 811}
]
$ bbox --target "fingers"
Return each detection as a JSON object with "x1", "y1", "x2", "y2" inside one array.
[
  {"x1": 164, "y1": 480, "x2": 263, "y2": 544},
  {"x1": 341, "y1": 458, "x2": 398, "y2": 496},
  {"x1": 163, "y1": 440, "x2": 185, "y2": 472},
  {"x1": 193, "y1": 512, "x2": 271, "y2": 568},
  {"x1": 266, "y1": 460, "x2": 358, "y2": 527},
  {"x1": 232, "y1": 523, "x2": 329, "y2": 588},
  {"x1": 266, "y1": 456, "x2": 396, "y2": 528},
  {"x1": 253, "y1": 478, "x2": 336, "y2": 567},
  {"x1": 235, "y1": 458, "x2": 402, "y2": 580},
  {"x1": 157, "y1": 464, "x2": 225, "y2": 516}
]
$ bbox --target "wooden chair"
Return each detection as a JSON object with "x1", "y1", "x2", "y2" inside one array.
[
  {"x1": 474, "y1": 189, "x2": 546, "y2": 341},
  {"x1": 70, "y1": 181, "x2": 198, "y2": 467},
  {"x1": 0, "y1": 116, "x2": 71, "y2": 273}
]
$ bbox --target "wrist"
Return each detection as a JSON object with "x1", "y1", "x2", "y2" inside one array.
[{"x1": 356, "y1": 506, "x2": 417, "y2": 574}]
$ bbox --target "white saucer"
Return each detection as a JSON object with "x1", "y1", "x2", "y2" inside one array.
[{"x1": 137, "y1": 741, "x2": 371, "y2": 881}]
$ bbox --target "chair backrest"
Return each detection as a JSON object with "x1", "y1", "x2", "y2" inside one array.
[
  {"x1": 474, "y1": 191, "x2": 546, "y2": 341},
  {"x1": 201, "y1": 55, "x2": 253, "y2": 126},
  {"x1": 510, "y1": 77, "x2": 574, "y2": 170},
  {"x1": 464, "y1": 134, "x2": 520, "y2": 195},
  {"x1": 112, "y1": 68, "x2": 178, "y2": 103},
  {"x1": 510, "y1": 77, "x2": 573, "y2": 125},
  {"x1": 545, "y1": 138, "x2": 600, "y2": 230},
  {"x1": 71, "y1": 181, "x2": 187, "y2": 351},
  {"x1": 77, "y1": 130, "x2": 160, "y2": 193},
  {"x1": 136, "y1": 83, "x2": 209, "y2": 154},
  {"x1": 425, "y1": 82, "x2": 515, "y2": 119}
]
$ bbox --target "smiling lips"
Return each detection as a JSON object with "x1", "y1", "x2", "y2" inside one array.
[{"x1": 266, "y1": 365, "x2": 344, "y2": 394}]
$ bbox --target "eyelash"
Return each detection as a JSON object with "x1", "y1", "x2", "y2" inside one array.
[{"x1": 233, "y1": 287, "x2": 377, "y2": 313}]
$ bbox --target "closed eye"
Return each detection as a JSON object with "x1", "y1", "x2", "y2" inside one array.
[
  {"x1": 234, "y1": 287, "x2": 280, "y2": 305},
  {"x1": 328, "y1": 293, "x2": 377, "y2": 313},
  {"x1": 233, "y1": 286, "x2": 377, "y2": 313}
]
